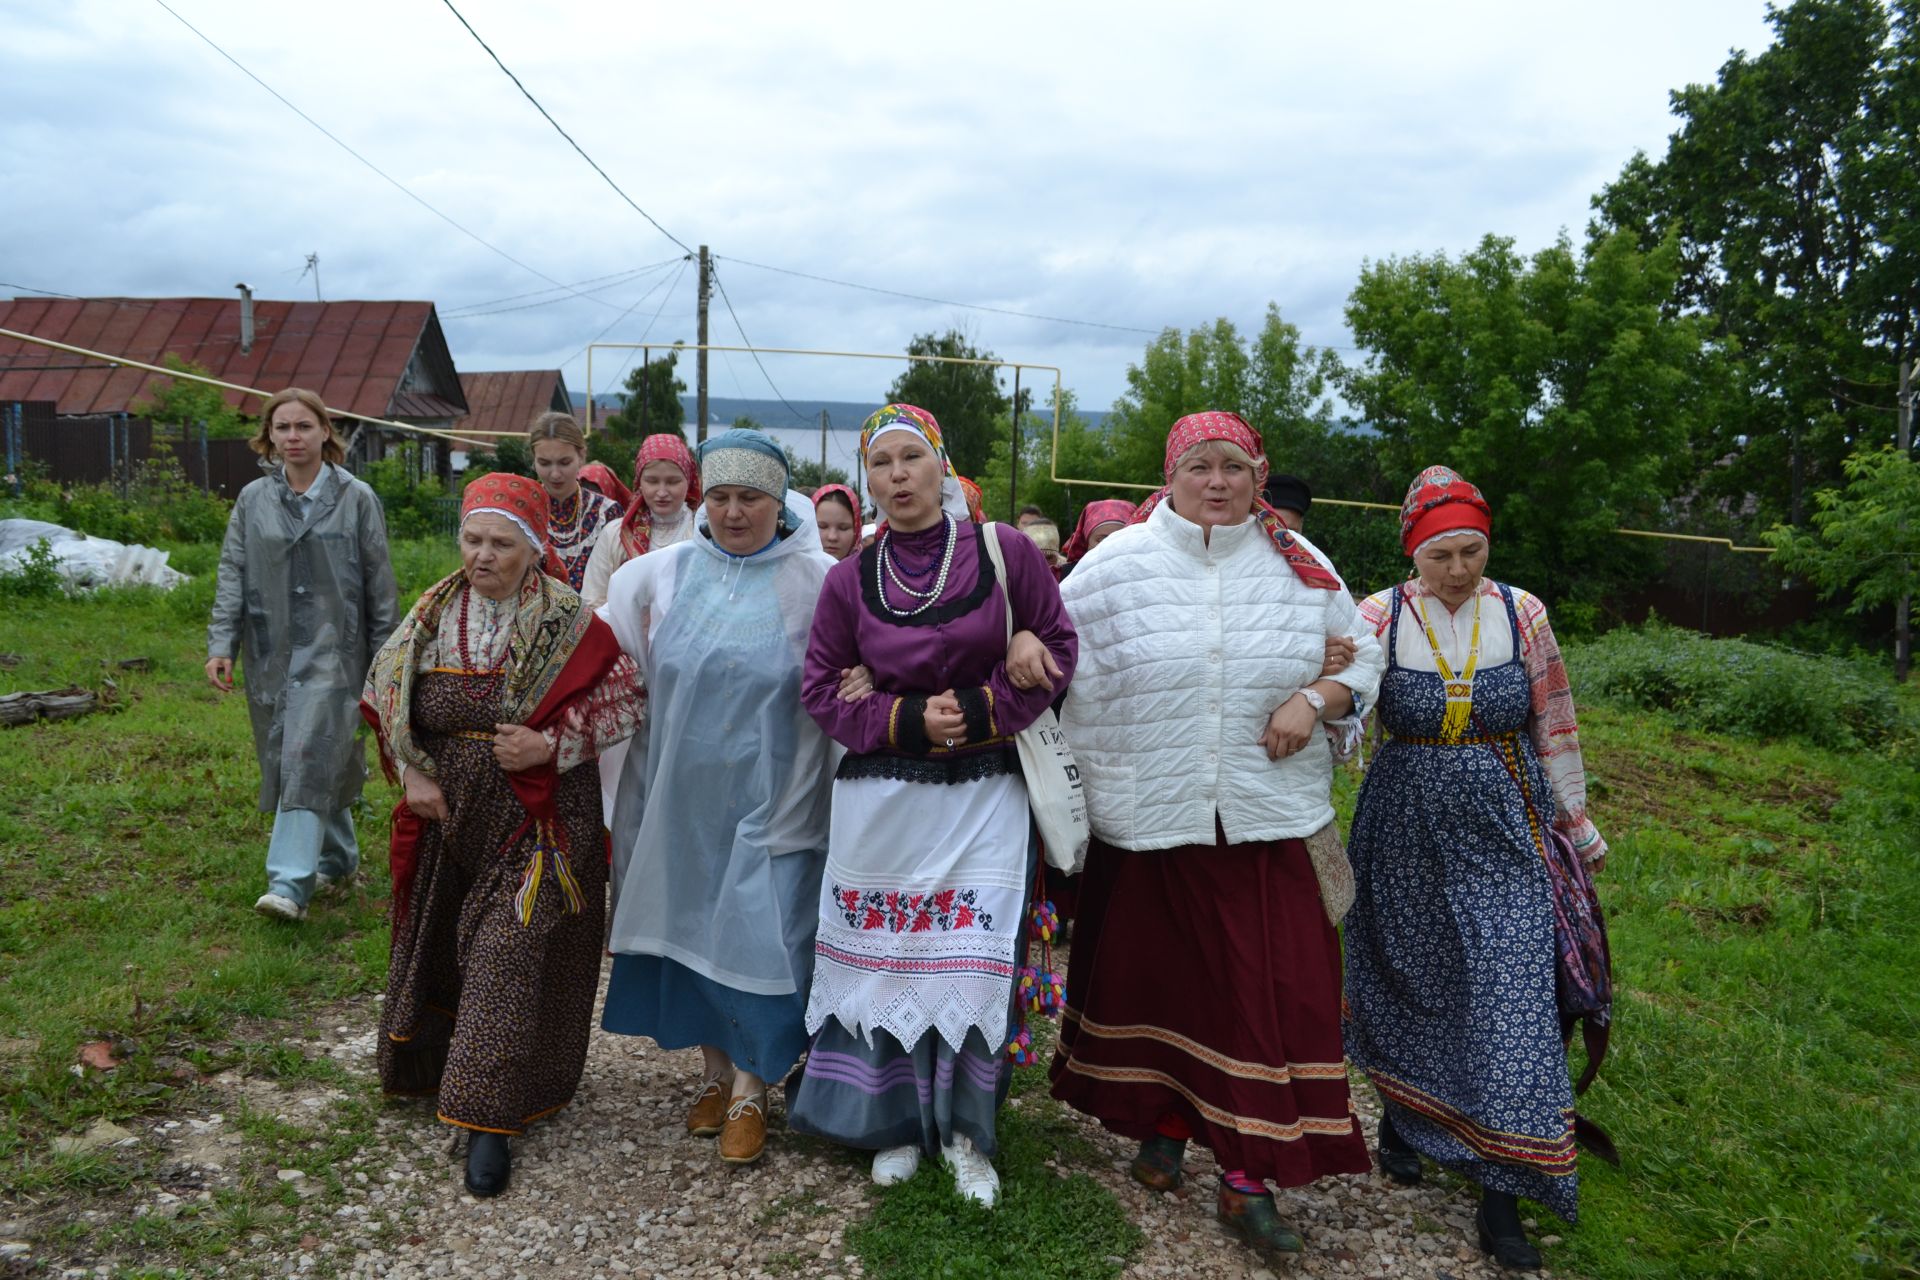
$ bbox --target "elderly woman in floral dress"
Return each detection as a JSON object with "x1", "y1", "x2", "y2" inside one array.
[
  {"x1": 1049, "y1": 411, "x2": 1383, "y2": 1261},
  {"x1": 1343, "y1": 466, "x2": 1608, "y2": 1271},
  {"x1": 362, "y1": 473, "x2": 641, "y2": 1198}
]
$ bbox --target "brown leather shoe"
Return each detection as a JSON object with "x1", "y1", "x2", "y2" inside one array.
[
  {"x1": 686, "y1": 1077, "x2": 730, "y2": 1137},
  {"x1": 718, "y1": 1094, "x2": 767, "y2": 1165}
]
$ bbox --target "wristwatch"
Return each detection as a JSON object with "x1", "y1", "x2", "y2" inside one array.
[{"x1": 1296, "y1": 687, "x2": 1327, "y2": 718}]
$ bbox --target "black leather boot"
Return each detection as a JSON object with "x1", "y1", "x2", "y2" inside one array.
[
  {"x1": 1375, "y1": 1113, "x2": 1422, "y2": 1185},
  {"x1": 465, "y1": 1131, "x2": 512, "y2": 1198},
  {"x1": 1475, "y1": 1191, "x2": 1542, "y2": 1271}
]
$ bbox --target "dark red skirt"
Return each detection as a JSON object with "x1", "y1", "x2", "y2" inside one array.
[{"x1": 1048, "y1": 831, "x2": 1371, "y2": 1186}]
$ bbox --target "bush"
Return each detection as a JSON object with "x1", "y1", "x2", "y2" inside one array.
[
  {"x1": 0, "y1": 538, "x2": 66, "y2": 600},
  {"x1": 46, "y1": 456, "x2": 233, "y2": 544},
  {"x1": 361, "y1": 446, "x2": 452, "y2": 541},
  {"x1": 1570, "y1": 619, "x2": 1919, "y2": 754}
]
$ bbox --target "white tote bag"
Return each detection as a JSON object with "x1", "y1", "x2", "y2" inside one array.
[{"x1": 979, "y1": 523, "x2": 1090, "y2": 873}]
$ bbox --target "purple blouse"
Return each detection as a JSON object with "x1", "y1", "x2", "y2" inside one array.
[{"x1": 802, "y1": 520, "x2": 1078, "y2": 780}]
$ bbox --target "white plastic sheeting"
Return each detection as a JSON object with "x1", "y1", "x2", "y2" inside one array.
[{"x1": 0, "y1": 519, "x2": 188, "y2": 591}]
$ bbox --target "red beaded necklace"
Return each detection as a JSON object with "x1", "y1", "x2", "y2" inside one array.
[{"x1": 456, "y1": 588, "x2": 509, "y2": 702}]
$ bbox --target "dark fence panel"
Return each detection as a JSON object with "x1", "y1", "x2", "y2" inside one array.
[
  {"x1": 180, "y1": 437, "x2": 263, "y2": 500},
  {"x1": 3, "y1": 403, "x2": 267, "y2": 499},
  {"x1": 14, "y1": 408, "x2": 153, "y2": 490}
]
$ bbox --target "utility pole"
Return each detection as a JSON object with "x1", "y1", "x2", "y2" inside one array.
[
  {"x1": 820, "y1": 408, "x2": 829, "y2": 477},
  {"x1": 696, "y1": 246, "x2": 711, "y2": 443},
  {"x1": 1898, "y1": 356, "x2": 1913, "y2": 683},
  {"x1": 305, "y1": 253, "x2": 322, "y2": 302}
]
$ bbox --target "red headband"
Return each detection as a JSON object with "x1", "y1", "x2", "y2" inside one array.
[{"x1": 1400, "y1": 465, "x2": 1492, "y2": 556}]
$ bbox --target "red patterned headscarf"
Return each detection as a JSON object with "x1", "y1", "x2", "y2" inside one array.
[
  {"x1": 957, "y1": 475, "x2": 985, "y2": 523},
  {"x1": 1400, "y1": 465, "x2": 1492, "y2": 556},
  {"x1": 576, "y1": 462, "x2": 632, "y2": 509},
  {"x1": 1062, "y1": 498, "x2": 1138, "y2": 562},
  {"x1": 1130, "y1": 411, "x2": 1339, "y2": 590},
  {"x1": 812, "y1": 483, "x2": 859, "y2": 514},
  {"x1": 619, "y1": 434, "x2": 701, "y2": 559},
  {"x1": 461, "y1": 472, "x2": 568, "y2": 579}
]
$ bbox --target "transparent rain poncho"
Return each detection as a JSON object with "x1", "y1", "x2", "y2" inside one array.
[{"x1": 599, "y1": 492, "x2": 839, "y2": 995}]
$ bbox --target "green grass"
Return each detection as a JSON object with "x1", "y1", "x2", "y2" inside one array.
[
  {"x1": 848, "y1": 1021, "x2": 1144, "y2": 1280},
  {"x1": 5, "y1": 552, "x2": 1918, "y2": 1279},
  {"x1": 0, "y1": 537, "x2": 457, "y2": 1270},
  {"x1": 1493, "y1": 702, "x2": 1918, "y2": 1280}
]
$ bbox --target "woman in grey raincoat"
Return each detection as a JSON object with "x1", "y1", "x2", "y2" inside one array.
[{"x1": 207, "y1": 388, "x2": 399, "y2": 922}]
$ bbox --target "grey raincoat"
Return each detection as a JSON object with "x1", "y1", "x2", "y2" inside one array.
[{"x1": 208, "y1": 463, "x2": 399, "y2": 814}]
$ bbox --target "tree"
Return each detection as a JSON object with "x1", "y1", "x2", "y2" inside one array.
[
  {"x1": 483, "y1": 436, "x2": 535, "y2": 479},
  {"x1": 1104, "y1": 307, "x2": 1344, "y2": 476},
  {"x1": 1767, "y1": 444, "x2": 1920, "y2": 677},
  {"x1": 133, "y1": 355, "x2": 249, "y2": 440},
  {"x1": 1590, "y1": 0, "x2": 1919, "y2": 527},
  {"x1": 1341, "y1": 231, "x2": 1729, "y2": 623},
  {"x1": 605, "y1": 348, "x2": 688, "y2": 440},
  {"x1": 784, "y1": 448, "x2": 850, "y2": 495},
  {"x1": 977, "y1": 389, "x2": 1127, "y2": 525},
  {"x1": 885, "y1": 330, "x2": 1012, "y2": 481}
]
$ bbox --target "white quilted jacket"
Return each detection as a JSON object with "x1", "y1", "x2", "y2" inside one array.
[{"x1": 1059, "y1": 500, "x2": 1384, "y2": 852}]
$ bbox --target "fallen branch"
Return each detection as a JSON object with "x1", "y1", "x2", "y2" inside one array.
[{"x1": 0, "y1": 687, "x2": 101, "y2": 727}]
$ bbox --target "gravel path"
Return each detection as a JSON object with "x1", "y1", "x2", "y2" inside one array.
[{"x1": 36, "y1": 972, "x2": 1572, "y2": 1280}]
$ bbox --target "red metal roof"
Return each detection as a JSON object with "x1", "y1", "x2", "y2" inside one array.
[
  {"x1": 456, "y1": 370, "x2": 572, "y2": 446},
  {"x1": 0, "y1": 296, "x2": 466, "y2": 422}
]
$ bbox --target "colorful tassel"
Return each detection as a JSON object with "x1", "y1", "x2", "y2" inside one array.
[
  {"x1": 513, "y1": 847, "x2": 544, "y2": 927},
  {"x1": 1006, "y1": 1025, "x2": 1037, "y2": 1066},
  {"x1": 1018, "y1": 964, "x2": 1065, "y2": 1016},
  {"x1": 513, "y1": 821, "x2": 585, "y2": 927},
  {"x1": 1029, "y1": 899, "x2": 1060, "y2": 944}
]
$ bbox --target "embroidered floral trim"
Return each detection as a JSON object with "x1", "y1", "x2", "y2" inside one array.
[{"x1": 831, "y1": 884, "x2": 996, "y2": 934}]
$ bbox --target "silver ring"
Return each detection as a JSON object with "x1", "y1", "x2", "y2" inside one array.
[{"x1": 944, "y1": 737, "x2": 955, "y2": 748}]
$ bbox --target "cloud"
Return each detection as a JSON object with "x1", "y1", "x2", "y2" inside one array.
[{"x1": 1, "y1": 0, "x2": 1779, "y2": 406}]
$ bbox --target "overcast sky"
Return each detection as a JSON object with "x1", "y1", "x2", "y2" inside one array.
[{"x1": 1, "y1": 1, "x2": 1780, "y2": 414}]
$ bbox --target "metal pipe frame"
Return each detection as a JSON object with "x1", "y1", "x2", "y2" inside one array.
[{"x1": 586, "y1": 342, "x2": 1063, "y2": 446}]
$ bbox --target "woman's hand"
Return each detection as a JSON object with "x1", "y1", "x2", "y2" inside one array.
[
  {"x1": 492, "y1": 723, "x2": 555, "y2": 773},
  {"x1": 923, "y1": 690, "x2": 968, "y2": 749},
  {"x1": 1586, "y1": 854, "x2": 1607, "y2": 876},
  {"x1": 1319, "y1": 634, "x2": 1357, "y2": 679},
  {"x1": 403, "y1": 768, "x2": 449, "y2": 822},
  {"x1": 205, "y1": 657, "x2": 234, "y2": 692},
  {"x1": 838, "y1": 664, "x2": 875, "y2": 702},
  {"x1": 1007, "y1": 630, "x2": 1063, "y2": 694},
  {"x1": 1259, "y1": 694, "x2": 1319, "y2": 761}
]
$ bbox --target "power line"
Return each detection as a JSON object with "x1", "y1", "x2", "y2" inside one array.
[
  {"x1": 0, "y1": 282, "x2": 82, "y2": 300},
  {"x1": 441, "y1": 257, "x2": 684, "y2": 316},
  {"x1": 148, "y1": 0, "x2": 636, "y2": 316},
  {"x1": 716, "y1": 255, "x2": 1162, "y2": 336},
  {"x1": 708, "y1": 265, "x2": 810, "y2": 426},
  {"x1": 436, "y1": 0, "x2": 693, "y2": 256},
  {"x1": 561, "y1": 257, "x2": 689, "y2": 373},
  {"x1": 606, "y1": 258, "x2": 694, "y2": 389},
  {"x1": 444, "y1": 259, "x2": 685, "y2": 319}
]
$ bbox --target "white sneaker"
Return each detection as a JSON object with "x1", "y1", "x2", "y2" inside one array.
[
  {"x1": 871, "y1": 1144, "x2": 921, "y2": 1187},
  {"x1": 941, "y1": 1135, "x2": 1000, "y2": 1208},
  {"x1": 254, "y1": 892, "x2": 307, "y2": 922}
]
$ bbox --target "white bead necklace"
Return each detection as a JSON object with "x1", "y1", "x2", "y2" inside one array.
[{"x1": 876, "y1": 516, "x2": 958, "y2": 618}]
